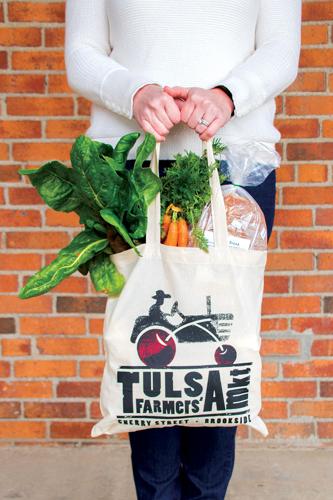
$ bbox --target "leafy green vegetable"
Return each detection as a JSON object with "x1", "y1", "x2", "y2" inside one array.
[
  {"x1": 160, "y1": 138, "x2": 227, "y2": 250},
  {"x1": 18, "y1": 131, "x2": 161, "y2": 299},
  {"x1": 89, "y1": 252, "x2": 125, "y2": 296},
  {"x1": 19, "y1": 229, "x2": 109, "y2": 299}
]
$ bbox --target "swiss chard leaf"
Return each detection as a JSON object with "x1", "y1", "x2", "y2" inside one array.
[
  {"x1": 19, "y1": 161, "x2": 81, "y2": 212},
  {"x1": 100, "y1": 208, "x2": 141, "y2": 256},
  {"x1": 89, "y1": 252, "x2": 125, "y2": 297},
  {"x1": 19, "y1": 229, "x2": 108, "y2": 299},
  {"x1": 112, "y1": 132, "x2": 141, "y2": 167}
]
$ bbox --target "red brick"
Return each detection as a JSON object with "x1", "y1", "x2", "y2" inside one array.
[
  {"x1": 45, "y1": 27, "x2": 64, "y2": 47},
  {"x1": 301, "y1": 24, "x2": 328, "y2": 44},
  {"x1": 48, "y1": 74, "x2": 72, "y2": 94},
  {"x1": 12, "y1": 50, "x2": 65, "y2": 70},
  {"x1": 311, "y1": 340, "x2": 333, "y2": 356},
  {"x1": 0, "y1": 275, "x2": 18, "y2": 292},
  {"x1": 6, "y1": 231, "x2": 69, "y2": 249},
  {"x1": 56, "y1": 381, "x2": 100, "y2": 398},
  {"x1": 320, "y1": 382, "x2": 333, "y2": 397},
  {"x1": 262, "y1": 381, "x2": 316, "y2": 398},
  {"x1": 0, "y1": 121, "x2": 41, "y2": 139},
  {"x1": 264, "y1": 275, "x2": 289, "y2": 294},
  {"x1": 50, "y1": 422, "x2": 94, "y2": 439},
  {"x1": 89, "y1": 319, "x2": 104, "y2": 335},
  {"x1": 0, "y1": 381, "x2": 52, "y2": 399},
  {"x1": 2, "y1": 338, "x2": 31, "y2": 357},
  {"x1": 13, "y1": 142, "x2": 72, "y2": 161},
  {"x1": 261, "y1": 318, "x2": 288, "y2": 332},
  {"x1": 0, "y1": 402, "x2": 20, "y2": 419},
  {"x1": 318, "y1": 253, "x2": 333, "y2": 269},
  {"x1": 0, "y1": 74, "x2": 45, "y2": 93},
  {"x1": 0, "y1": 361, "x2": 10, "y2": 378},
  {"x1": 287, "y1": 71, "x2": 326, "y2": 92},
  {"x1": 286, "y1": 96, "x2": 333, "y2": 115},
  {"x1": 46, "y1": 119, "x2": 90, "y2": 138},
  {"x1": 261, "y1": 401, "x2": 288, "y2": 419},
  {"x1": 302, "y1": 2, "x2": 333, "y2": 21},
  {"x1": 323, "y1": 120, "x2": 333, "y2": 138},
  {"x1": 8, "y1": 187, "x2": 43, "y2": 204},
  {"x1": 0, "y1": 318, "x2": 16, "y2": 334},
  {"x1": 0, "y1": 165, "x2": 21, "y2": 182},
  {"x1": 7, "y1": 97, "x2": 73, "y2": 116},
  {"x1": 298, "y1": 164, "x2": 328, "y2": 183},
  {"x1": 282, "y1": 187, "x2": 333, "y2": 205},
  {"x1": 259, "y1": 423, "x2": 314, "y2": 439},
  {"x1": 15, "y1": 360, "x2": 76, "y2": 378},
  {"x1": 275, "y1": 118, "x2": 319, "y2": 138},
  {"x1": 283, "y1": 360, "x2": 333, "y2": 378},
  {"x1": 79, "y1": 361, "x2": 104, "y2": 378},
  {"x1": 0, "y1": 27, "x2": 41, "y2": 46},
  {"x1": 292, "y1": 317, "x2": 333, "y2": 335},
  {"x1": 293, "y1": 275, "x2": 333, "y2": 293},
  {"x1": 0, "y1": 295, "x2": 52, "y2": 314},
  {"x1": 318, "y1": 423, "x2": 333, "y2": 439},
  {"x1": 36, "y1": 338, "x2": 99, "y2": 356},
  {"x1": 266, "y1": 252, "x2": 313, "y2": 271},
  {"x1": 0, "y1": 421, "x2": 46, "y2": 439},
  {"x1": 276, "y1": 164, "x2": 295, "y2": 182},
  {"x1": 274, "y1": 209, "x2": 312, "y2": 227},
  {"x1": 280, "y1": 231, "x2": 333, "y2": 249},
  {"x1": 0, "y1": 50, "x2": 8, "y2": 69},
  {"x1": 20, "y1": 316, "x2": 86, "y2": 335},
  {"x1": 45, "y1": 209, "x2": 80, "y2": 227},
  {"x1": 300, "y1": 49, "x2": 333, "y2": 68},
  {"x1": 0, "y1": 209, "x2": 41, "y2": 227},
  {"x1": 261, "y1": 339, "x2": 300, "y2": 356},
  {"x1": 316, "y1": 208, "x2": 333, "y2": 226},
  {"x1": 0, "y1": 253, "x2": 42, "y2": 270},
  {"x1": 24, "y1": 402, "x2": 85, "y2": 419},
  {"x1": 287, "y1": 143, "x2": 333, "y2": 161},
  {"x1": 8, "y1": 2, "x2": 65, "y2": 22},
  {"x1": 262, "y1": 296, "x2": 320, "y2": 315}
]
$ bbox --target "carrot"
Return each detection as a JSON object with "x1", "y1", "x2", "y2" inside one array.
[
  {"x1": 177, "y1": 217, "x2": 189, "y2": 247},
  {"x1": 162, "y1": 213, "x2": 171, "y2": 239},
  {"x1": 164, "y1": 219, "x2": 179, "y2": 246}
]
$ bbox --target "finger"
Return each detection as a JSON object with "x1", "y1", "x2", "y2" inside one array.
[
  {"x1": 164, "y1": 86, "x2": 189, "y2": 100},
  {"x1": 195, "y1": 108, "x2": 218, "y2": 134},
  {"x1": 155, "y1": 105, "x2": 176, "y2": 129},
  {"x1": 141, "y1": 119, "x2": 166, "y2": 142},
  {"x1": 164, "y1": 97, "x2": 182, "y2": 123},
  {"x1": 180, "y1": 100, "x2": 196, "y2": 124},
  {"x1": 149, "y1": 112, "x2": 170, "y2": 136},
  {"x1": 199, "y1": 117, "x2": 224, "y2": 141},
  {"x1": 187, "y1": 104, "x2": 208, "y2": 129}
]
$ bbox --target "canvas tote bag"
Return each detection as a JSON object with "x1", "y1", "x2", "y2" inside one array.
[{"x1": 91, "y1": 137, "x2": 268, "y2": 438}]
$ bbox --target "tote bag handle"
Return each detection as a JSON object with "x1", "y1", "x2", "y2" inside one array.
[{"x1": 145, "y1": 138, "x2": 229, "y2": 253}]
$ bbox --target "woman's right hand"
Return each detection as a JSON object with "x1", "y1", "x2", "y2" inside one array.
[{"x1": 133, "y1": 84, "x2": 181, "y2": 142}]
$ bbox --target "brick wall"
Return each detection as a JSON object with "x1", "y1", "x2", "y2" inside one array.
[{"x1": 0, "y1": 0, "x2": 332, "y2": 445}]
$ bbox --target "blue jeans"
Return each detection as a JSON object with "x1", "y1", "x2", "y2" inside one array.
[{"x1": 127, "y1": 160, "x2": 276, "y2": 500}]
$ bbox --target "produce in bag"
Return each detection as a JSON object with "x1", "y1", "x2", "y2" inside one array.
[{"x1": 192, "y1": 185, "x2": 267, "y2": 251}]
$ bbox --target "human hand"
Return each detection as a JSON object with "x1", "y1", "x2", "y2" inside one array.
[
  {"x1": 163, "y1": 85, "x2": 234, "y2": 141},
  {"x1": 133, "y1": 84, "x2": 181, "y2": 142}
]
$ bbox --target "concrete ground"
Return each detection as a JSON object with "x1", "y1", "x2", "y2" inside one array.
[{"x1": 0, "y1": 444, "x2": 331, "y2": 500}]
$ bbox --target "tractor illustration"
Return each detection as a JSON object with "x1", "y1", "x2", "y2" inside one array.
[{"x1": 130, "y1": 290, "x2": 237, "y2": 368}]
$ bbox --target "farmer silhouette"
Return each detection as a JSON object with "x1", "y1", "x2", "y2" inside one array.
[{"x1": 149, "y1": 290, "x2": 185, "y2": 325}]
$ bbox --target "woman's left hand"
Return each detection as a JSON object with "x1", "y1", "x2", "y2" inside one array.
[{"x1": 163, "y1": 86, "x2": 234, "y2": 141}]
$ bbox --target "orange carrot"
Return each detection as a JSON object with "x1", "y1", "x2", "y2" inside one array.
[
  {"x1": 164, "y1": 220, "x2": 179, "y2": 246},
  {"x1": 177, "y1": 217, "x2": 189, "y2": 247},
  {"x1": 162, "y1": 213, "x2": 171, "y2": 239}
]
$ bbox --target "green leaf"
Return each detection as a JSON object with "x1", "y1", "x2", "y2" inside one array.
[
  {"x1": 133, "y1": 132, "x2": 156, "y2": 171},
  {"x1": 19, "y1": 229, "x2": 108, "y2": 299},
  {"x1": 112, "y1": 132, "x2": 141, "y2": 167},
  {"x1": 19, "y1": 161, "x2": 81, "y2": 212},
  {"x1": 100, "y1": 208, "x2": 141, "y2": 256},
  {"x1": 89, "y1": 253, "x2": 125, "y2": 297},
  {"x1": 70, "y1": 135, "x2": 124, "y2": 211},
  {"x1": 94, "y1": 140, "x2": 114, "y2": 159}
]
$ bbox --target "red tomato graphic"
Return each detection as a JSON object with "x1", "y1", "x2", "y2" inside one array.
[{"x1": 137, "y1": 329, "x2": 176, "y2": 368}]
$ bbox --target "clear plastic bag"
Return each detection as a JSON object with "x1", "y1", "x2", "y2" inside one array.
[
  {"x1": 219, "y1": 142, "x2": 281, "y2": 187},
  {"x1": 190, "y1": 185, "x2": 267, "y2": 251}
]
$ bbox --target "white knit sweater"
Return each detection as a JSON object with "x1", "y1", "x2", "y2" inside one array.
[{"x1": 64, "y1": 0, "x2": 302, "y2": 160}]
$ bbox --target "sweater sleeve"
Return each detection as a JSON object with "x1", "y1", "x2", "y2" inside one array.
[
  {"x1": 215, "y1": 0, "x2": 302, "y2": 118},
  {"x1": 64, "y1": 0, "x2": 160, "y2": 120}
]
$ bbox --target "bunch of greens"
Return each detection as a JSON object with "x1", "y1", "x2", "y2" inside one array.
[
  {"x1": 19, "y1": 132, "x2": 161, "y2": 299},
  {"x1": 161, "y1": 138, "x2": 227, "y2": 250}
]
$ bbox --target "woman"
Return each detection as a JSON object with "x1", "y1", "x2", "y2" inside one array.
[{"x1": 65, "y1": 1, "x2": 302, "y2": 498}]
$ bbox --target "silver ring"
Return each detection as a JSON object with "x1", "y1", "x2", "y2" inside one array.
[{"x1": 198, "y1": 118, "x2": 210, "y2": 127}]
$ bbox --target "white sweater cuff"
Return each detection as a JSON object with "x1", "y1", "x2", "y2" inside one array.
[
  {"x1": 218, "y1": 71, "x2": 267, "y2": 118},
  {"x1": 100, "y1": 68, "x2": 161, "y2": 120}
]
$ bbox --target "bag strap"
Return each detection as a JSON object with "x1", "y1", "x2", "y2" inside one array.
[{"x1": 145, "y1": 138, "x2": 229, "y2": 253}]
